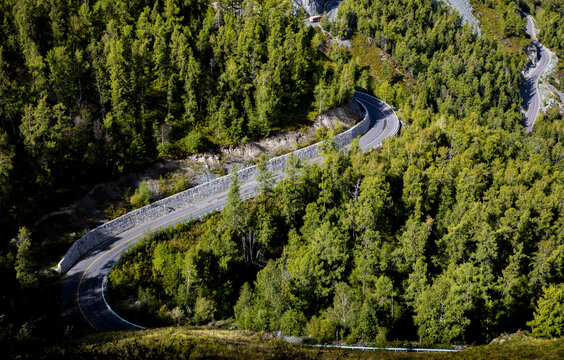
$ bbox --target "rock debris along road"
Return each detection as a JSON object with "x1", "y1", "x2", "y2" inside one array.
[
  {"x1": 522, "y1": 13, "x2": 552, "y2": 132},
  {"x1": 61, "y1": 92, "x2": 399, "y2": 331}
]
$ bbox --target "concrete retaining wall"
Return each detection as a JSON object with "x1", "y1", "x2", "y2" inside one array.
[{"x1": 58, "y1": 96, "x2": 371, "y2": 273}]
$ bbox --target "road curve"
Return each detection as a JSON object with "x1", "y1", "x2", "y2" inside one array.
[
  {"x1": 61, "y1": 92, "x2": 399, "y2": 331},
  {"x1": 522, "y1": 13, "x2": 552, "y2": 132}
]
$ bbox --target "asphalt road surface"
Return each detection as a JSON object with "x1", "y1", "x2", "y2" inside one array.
[
  {"x1": 522, "y1": 13, "x2": 552, "y2": 132},
  {"x1": 60, "y1": 92, "x2": 399, "y2": 331}
]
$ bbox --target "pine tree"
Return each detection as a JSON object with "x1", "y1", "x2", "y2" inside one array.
[
  {"x1": 12, "y1": 227, "x2": 38, "y2": 288},
  {"x1": 256, "y1": 154, "x2": 273, "y2": 199},
  {"x1": 224, "y1": 172, "x2": 245, "y2": 233},
  {"x1": 528, "y1": 284, "x2": 564, "y2": 338}
]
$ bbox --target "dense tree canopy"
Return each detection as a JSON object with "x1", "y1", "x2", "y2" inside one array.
[
  {"x1": 1, "y1": 0, "x2": 563, "y2": 351},
  {"x1": 102, "y1": 0, "x2": 564, "y2": 346},
  {"x1": 0, "y1": 0, "x2": 364, "y2": 241}
]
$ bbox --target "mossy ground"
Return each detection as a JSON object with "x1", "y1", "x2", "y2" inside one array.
[
  {"x1": 471, "y1": 1, "x2": 530, "y2": 63},
  {"x1": 349, "y1": 34, "x2": 417, "y2": 95}
]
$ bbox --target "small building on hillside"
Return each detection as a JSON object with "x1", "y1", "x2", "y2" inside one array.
[{"x1": 308, "y1": 15, "x2": 323, "y2": 23}]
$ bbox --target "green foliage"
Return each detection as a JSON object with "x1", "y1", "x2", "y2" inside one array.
[
  {"x1": 0, "y1": 131, "x2": 14, "y2": 203},
  {"x1": 161, "y1": 173, "x2": 192, "y2": 197},
  {"x1": 16, "y1": 320, "x2": 36, "y2": 343},
  {"x1": 520, "y1": 0, "x2": 564, "y2": 92},
  {"x1": 279, "y1": 308, "x2": 307, "y2": 337},
  {"x1": 110, "y1": 104, "x2": 564, "y2": 344},
  {"x1": 257, "y1": 154, "x2": 274, "y2": 198},
  {"x1": 374, "y1": 327, "x2": 388, "y2": 347},
  {"x1": 327, "y1": 283, "x2": 358, "y2": 333},
  {"x1": 234, "y1": 282, "x2": 255, "y2": 330},
  {"x1": 0, "y1": 0, "x2": 345, "y2": 243},
  {"x1": 130, "y1": 181, "x2": 152, "y2": 208},
  {"x1": 67, "y1": 0, "x2": 564, "y2": 349},
  {"x1": 9, "y1": 327, "x2": 564, "y2": 360},
  {"x1": 193, "y1": 296, "x2": 216, "y2": 325},
  {"x1": 12, "y1": 227, "x2": 38, "y2": 289},
  {"x1": 414, "y1": 265, "x2": 471, "y2": 344},
  {"x1": 528, "y1": 284, "x2": 564, "y2": 338},
  {"x1": 306, "y1": 315, "x2": 336, "y2": 344},
  {"x1": 338, "y1": 0, "x2": 525, "y2": 126},
  {"x1": 152, "y1": 242, "x2": 185, "y2": 299},
  {"x1": 501, "y1": 2, "x2": 525, "y2": 37},
  {"x1": 181, "y1": 130, "x2": 203, "y2": 155},
  {"x1": 521, "y1": 0, "x2": 564, "y2": 54}
]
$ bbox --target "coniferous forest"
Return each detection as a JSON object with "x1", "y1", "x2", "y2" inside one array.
[
  {"x1": 108, "y1": 0, "x2": 563, "y2": 345},
  {"x1": 1, "y1": 0, "x2": 564, "y2": 357},
  {"x1": 0, "y1": 0, "x2": 361, "y2": 241}
]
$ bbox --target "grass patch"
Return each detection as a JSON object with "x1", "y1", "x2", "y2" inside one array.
[
  {"x1": 350, "y1": 34, "x2": 417, "y2": 93},
  {"x1": 11, "y1": 327, "x2": 564, "y2": 360},
  {"x1": 471, "y1": 1, "x2": 530, "y2": 62}
]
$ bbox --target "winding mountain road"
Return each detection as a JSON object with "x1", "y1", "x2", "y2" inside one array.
[
  {"x1": 522, "y1": 13, "x2": 552, "y2": 131},
  {"x1": 61, "y1": 92, "x2": 400, "y2": 331}
]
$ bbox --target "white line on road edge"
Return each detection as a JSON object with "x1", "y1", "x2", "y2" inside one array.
[
  {"x1": 75, "y1": 92, "x2": 400, "y2": 331},
  {"x1": 102, "y1": 262, "x2": 147, "y2": 330}
]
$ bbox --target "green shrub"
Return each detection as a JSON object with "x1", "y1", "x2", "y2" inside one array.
[
  {"x1": 168, "y1": 306, "x2": 186, "y2": 325},
  {"x1": 314, "y1": 126, "x2": 329, "y2": 142},
  {"x1": 345, "y1": 333, "x2": 358, "y2": 345},
  {"x1": 130, "y1": 181, "x2": 152, "y2": 208},
  {"x1": 374, "y1": 327, "x2": 388, "y2": 347},
  {"x1": 182, "y1": 130, "x2": 203, "y2": 154},
  {"x1": 171, "y1": 175, "x2": 191, "y2": 194},
  {"x1": 157, "y1": 304, "x2": 170, "y2": 323},
  {"x1": 16, "y1": 320, "x2": 35, "y2": 342},
  {"x1": 156, "y1": 140, "x2": 172, "y2": 157},
  {"x1": 528, "y1": 284, "x2": 564, "y2": 338},
  {"x1": 306, "y1": 315, "x2": 336, "y2": 344},
  {"x1": 234, "y1": 283, "x2": 254, "y2": 330},
  {"x1": 193, "y1": 297, "x2": 216, "y2": 324},
  {"x1": 253, "y1": 307, "x2": 270, "y2": 331},
  {"x1": 279, "y1": 309, "x2": 307, "y2": 337}
]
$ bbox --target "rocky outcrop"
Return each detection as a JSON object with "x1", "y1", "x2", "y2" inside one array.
[
  {"x1": 293, "y1": 0, "x2": 324, "y2": 16},
  {"x1": 442, "y1": 0, "x2": 481, "y2": 36},
  {"x1": 292, "y1": 0, "x2": 342, "y2": 19}
]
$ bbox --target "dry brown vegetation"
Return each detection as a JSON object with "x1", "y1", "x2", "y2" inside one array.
[{"x1": 11, "y1": 327, "x2": 563, "y2": 360}]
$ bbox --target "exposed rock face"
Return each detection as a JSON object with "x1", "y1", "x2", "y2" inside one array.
[
  {"x1": 292, "y1": 0, "x2": 343, "y2": 18},
  {"x1": 295, "y1": 0, "x2": 482, "y2": 34},
  {"x1": 293, "y1": 0, "x2": 324, "y2": 16},
  {"x1": 442, "y1": 0, "x2": 481, "y2": 36},
  {"x1": 325, "y1": 0, "x2": 344, "y2": 20}
]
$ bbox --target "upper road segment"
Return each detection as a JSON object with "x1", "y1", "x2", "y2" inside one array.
[
  {"x1": 61, "y1": 92, "x2": 399, "y2": 331},
  {"x1": 522, "y1": 13, "x2": 552, "y2": 132}
]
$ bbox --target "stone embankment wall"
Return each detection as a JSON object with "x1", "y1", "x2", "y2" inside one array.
[{"x1": 58, "y1": 95, "x2": 372, "y2": 273}]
